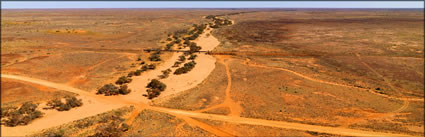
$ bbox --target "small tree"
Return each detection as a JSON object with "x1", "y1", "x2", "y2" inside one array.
[
  {"x1": 119, "y1": 85, "x2": 131, "y2": 95},
  {"x1": 178, "y1": 55, "x2": 186, "y2": 62},
  {"x1": 146, "y1": 79, "x2": 167, "y2": 91},
  {"x1": 188, "y1": 54, "x2": 197, "y2": 60},
  {"x1": 97, "y1": 84, "x2": 119, "y2": 96},
  {"x1": 115, "y1": 76, "x2": 132, "y2": 85}
]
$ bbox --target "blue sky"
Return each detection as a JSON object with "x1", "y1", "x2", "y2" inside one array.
[{"x1": 1, "y1": 1, "x2": 424, "y2": 9}]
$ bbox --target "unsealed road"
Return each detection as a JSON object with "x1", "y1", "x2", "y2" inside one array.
[{"x1": 1, "y1": 74, "x2": 417, "y2": 137}]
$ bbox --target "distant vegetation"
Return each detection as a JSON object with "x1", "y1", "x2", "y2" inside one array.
[{"x1": 1, "y1": 102, "x2": 43, "y2": 127}]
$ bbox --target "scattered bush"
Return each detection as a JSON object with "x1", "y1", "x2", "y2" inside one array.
[
  {"x1": 115, "y1": 76, "x2": 132, "y2": 85},
  {"x1": 89, "y1": 121, "x2": 129, "y2": 137},
  {"x1": 119, "y1": 85, "x2": 131, "y2": 95},
  {"x1": 158, "y1": 69, "x2": 172, "y2": 79},
  {"x1": 149, "y1": 51, "x2": 162, "y2": 62},
  {"x1": 188, "y1": 54, "x2": 197, "y2": 60},
  {"x1": 146, "y1": 79, "x2": 167, "y2": 91},
  {"x1": 97, "y1": 83, "x2": 119, "y2": 96},
  {"x1": 173, "y1": 61, "x2": 182, "y2": 68},
  {"x1": 145, "y1": 79, "x2": 167, "y2": 99},
  {"x1": 1, "y1": 102, "x2": 43, "y2": 127},
  {"x1": 45, "y1": 96, "x2": 83, "y2": 111},
  {"x1": 189, "y1": 43, "x2": 202, "y2": 53},
  {"x1": 174, "y1": 61, "x2": 197, "y2": 75},
  {"x1": 178, "y1": 55, "x2": 186, "y2": 62},
  {"x1": 141, "y1": 64, "x2": 156, "y2": 71}
]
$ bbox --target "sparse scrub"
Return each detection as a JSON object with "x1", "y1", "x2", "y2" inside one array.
[
  {"x1": 1, "y1": 102, "x2": 43, "y2": 127},
  {"x1": 174, "y1": 61, "x2": 197, "y2": 75},
  {"x1": 188, "y1": 54, "x2": 198, "y2": 60},
  {"x1": 178, "y1": 55, "x2": 186, "y2": 62},
  {"x1": 45, "y1": 96, "x2": 83, "y2": 111},
  {"x1": 145, "y1": 79, "x2": 167, "y2": 99},
  {"x1": 115, "y1": 76, "x2": 132, "y2": 85},
  {"x1": 158, "y1": 69, "x2": 172, "y2": 79},
  {"x1": 149, "y1": 51, "x2": 162, "y2": 61}
]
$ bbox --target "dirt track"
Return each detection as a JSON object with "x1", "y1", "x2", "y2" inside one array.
[{"x1": 1, "y1": 70, "x2": 417, "y2": 137}]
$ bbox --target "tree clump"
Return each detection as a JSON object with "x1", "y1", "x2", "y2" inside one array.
[
  {"x1": 189, "y1": 42, "x2": 202, "y2": 53},
  {"x1": 1, "y1": 102, "x2": 43, "y2": 127},
  {"x1": 97, "y1": 83, "x2": 131, "y2": 96},
  {"x1": 45, "y1": 96, "x2": 83, "y2": 111},
  {"x1": 144, "y1": 79, "x2": 167, "y2": 99},
  {"x1": 174, "y1": 61, "x2": 197, "y2": 75},
  {"x1": 158, "y1": 69, "x2": 172, "y2": 79},
  {"x1": 149, "y1": 51, "x2": 161, "y2": 61},
  {"x1": 115, "y1": 76, "x2": 132, "y2": 85},
  {"x1": 188, "y1": 54, "x2": 197, "y2": 60}
]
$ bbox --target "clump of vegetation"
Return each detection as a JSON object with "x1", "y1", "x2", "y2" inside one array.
[
  {"x1": 1, "y1": 102, "x2": 43, "y2": 127},
  {"x1": 144, "y1": 79, "x2": 167, "y2": 99},
  {"x1": 172, "y1": 61, "x2": 183, "y2": 68},
  {"x1": 158, "y1": 69, "x2": 172, "y2": 79},
  {"x1": 149, "y1": 51, "x2": 161, "y2": 61},
  {"x1": 141, "y1": 63, "x2": 156, "y2": 71},
  {"x1": 45, "y1": 96, "x2": 83, "y2": 111},
  {"x1": 178, "y1": 55, "x2": 186, "y2": 62},
  {"x1": 174, "y1": 61, "x2": 197, "y2": 75},
  {"x1": 115, "y1": 76, "x2": 132, "y2": 85},
  {"x1": 97, "y1": 83, "x2": 131, "y2": 96},
  {"x1": 188, "y1": 54, "x2": 197, "y2": 60},
  {"x1": 89, "y1": 121, "x2": 129, "y2": 137},
  {"x1": 189, "y1": 42, "x2": 202, "y2": 53}
]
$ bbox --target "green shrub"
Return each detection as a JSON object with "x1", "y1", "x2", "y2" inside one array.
[
  {"x1": 158, "y1": 69, "x2": 172, "y2": 79},
  {"x1": 119, "y1": 85, "x2": 131, "y2": 95},
  {"x1": 174, "y1": 61, "x2": 197, "y2": 75},
  {"x1": 97, "y1": 84, "x2": 119, "y2": 96},
  {"x1": 178, "y1": 55, "x2": 186, "y2": 62},
  {"x1": 115, "y1": 76, "x2": 132, "y2": 85},
  {"x1": 188, "y1": 54, "x2": 197, "y2": 60},
  {"x1": 146, "y1": 79, "x2": 167, "y2": 91},
  {"x1": 1, "y1": 102, "x2": 43, "y2": 127}
]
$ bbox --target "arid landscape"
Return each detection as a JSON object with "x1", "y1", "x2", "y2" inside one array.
[{"x1": 1, "y1": 8, "x2": 424, "y2": 137}]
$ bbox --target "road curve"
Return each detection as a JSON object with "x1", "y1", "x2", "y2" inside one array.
[{"x1": 1, "y1": 74, "x2": 417, "y2": 137}]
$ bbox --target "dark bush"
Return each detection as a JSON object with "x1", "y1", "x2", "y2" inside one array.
[
  {"x1": 149, "y1": 54, "x2": 161, "y2": 61},
  {"x1": 1, "y1": 102, "x2": 43, "y2": 127},
  {"x1": 158, "y1": 69, "x2": 172, "y2": 79},
  {"x1": 141, "y1": 64, "x2": 156, "y2": 71},
  {"x1": 178, "y1": 55, "x2": 186, "y2": 62},
  {"x1": 172, "y1": 61, "x2": 182, "y2": 68},
  {"x1": 146, "y1": 79, "x2": 167, "y2": 91},
  {"x1": 134, "y1": 69, "x2": 143, "y2": 76},
  {"x1": 46, "y1": 96, "x2": 83, "y2": 111},
  {"x1": 174, "y1": 61, "x2": 197, "y2": 75},
  {"x1": 188, "y1": 54, "x2": 197, "y2": 60},
  {"x1": 97, "y1": 83, "x2": 119, "y2": 96},
  {"x1": 119, "y1": 85, "x2": 131, "y2": 95},
  {"x1": 189, "y1": 43, "x2": 202, "y2": 53},
  {"x1": 115, "y1": 76, "x2": 132, "y2": 85},
  {"x1": 146, "y1": 89, "x2": 161, "y2": 99}
]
